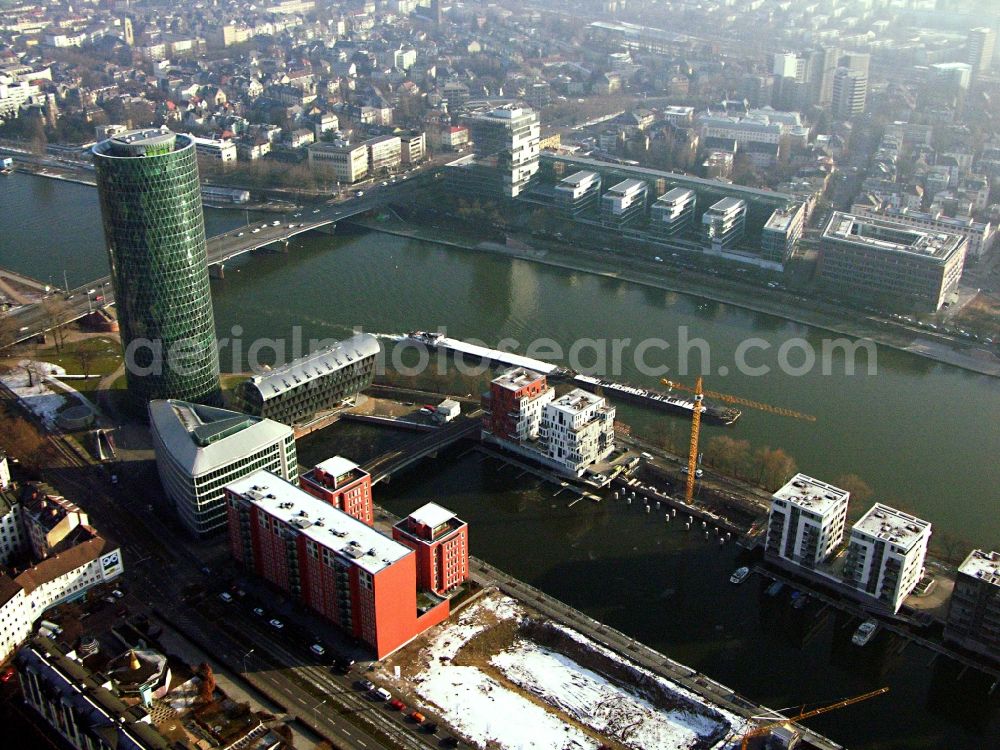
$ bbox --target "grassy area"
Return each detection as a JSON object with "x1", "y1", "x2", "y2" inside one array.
[
  {"x1": 951, "y1": 294, "x2": 1000, "y2": 340},
  {"x1": 38, "y1": 336, "x2": 123, "y2": 392}
]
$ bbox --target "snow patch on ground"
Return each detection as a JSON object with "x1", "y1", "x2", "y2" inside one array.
[
  {"x1": 492, "y1": 642, "x2": 723, "y2": 750},
  {"x1": 394, "y1": 592, "x2": 745, "y2": 750},
  {"x1": 0, "y1": 360, "x2": 69, "y2": 427}
]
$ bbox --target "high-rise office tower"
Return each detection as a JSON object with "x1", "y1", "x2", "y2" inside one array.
[
  {"x1": 831, "y1": 67, "x2": 867, "y2": 119},
  {"x1": 967, "y1": 26, "x2": 996, "y2": 77},
  {"x1": 463, "y1": 105, "x2": 540, "y2": 197},
  {"x1": 93, "y1": 129, "x2": 221, "y2": 411}
]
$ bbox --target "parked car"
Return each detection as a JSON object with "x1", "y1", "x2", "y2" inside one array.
[
  {"x1": 253, "y1": 607, "x2": 265, "y2": 616},
  {"x1": 357, "y1": 679, "x2": 375, "y2": 692},
  {"x1": 371, "y1": 687, "x2": 392, "y2": 701},
  {"x1": 729, "y1": 566, "x2": 750, "y2": 584},
  {"x1": 852, "y1": 619, "x2": 878, "y2": 646},
  {"x1": 408, "y1": 710, "x2": 426, "y2": 724},
  {"x1": 269, "y1": 618, "x2": 284, "y2": 630},
  {"x1": 219, "y1": 592, "x2": 233, "y2": 603},
  {"x1": 310, "y1": 643, "x2": 326, "y2": 657},
  {"x1": 388, "y1": 698, "x2": 407, "y2": 711},
  {"x1": 440, "y1": 738, "x2": 460, "y2": 748}
]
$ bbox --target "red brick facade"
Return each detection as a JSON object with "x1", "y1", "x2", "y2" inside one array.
[{"x1": 299, "y1": 460, "x2": 374, "y2": 526}]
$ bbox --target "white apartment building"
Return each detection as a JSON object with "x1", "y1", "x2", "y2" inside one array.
[
  {"x1": 600, "y1": 178, "x2": 648, "y2": 227},
  {"x1": 0, "y1": 534, "x2": 124, "y2": 662},
  {"x1": 841, "y1": 503, "x2": 931, "y2": 613},
  {"x1": 539, "y1": 390, "x2": 616, "y2": 476},
  {"x1": 761, "y1": 204, "x2": 805, "y2": 264},
  {"x1": 0, "y1": 492, "x2": 23, "y2": 566},
  {"x1": 400, "y1": 131, "x2": 425, "y2": 164},
  {"x1": 554, "y1": 170, "x2": 602, "y2": 215},
  {"x1": 149, "y1": 400, "x2": 297, "y2": 536},
  {"x1": 190, "y1": 135, "x2": 237, "y2": 162},
  {"x1": 394, "y1": 48, "x2": 417, "y2": 70},
  {"x1": 308, "y1": 141, "x2": 369, "y2": 183},
  {"x1": 765, "y1": 474, "x2": 849, "y2": 568},
  {"x1": 0, "y1": 78, "x2": 40, "y2": 119},
  {"x1": 649, "y1": 187, "x2": 696, "y2": 237},
  {"x1": 703, "y1": 197, "x2": 747, "y2": 252},
  {"x1": 464, "y1": 105, "x2": 540, "y2": 197},
  {"x1": 698, "y1": 114, "x2": 783, "y2": 146},
  {"x1": 366, "y1": 134, "x2": 402, "y2": 174}
]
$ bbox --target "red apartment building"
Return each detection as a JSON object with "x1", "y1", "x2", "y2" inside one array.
[
  {"x1": 392, "y1": 503, "x2": 469, "y2": 596},
  {"x1": 225, "y1": 471, "x2": 452, "y2": 659},
  {"x1": 299, "y1": 456, "x2": 373, "y2": 525},
  {"x1": 482, "y1": 367, "x2": 553, "y2": 443}
]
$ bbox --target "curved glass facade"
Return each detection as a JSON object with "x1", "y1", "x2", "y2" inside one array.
[{"x1": 94, "y1": 130, "x2": 221, "y2": 410}]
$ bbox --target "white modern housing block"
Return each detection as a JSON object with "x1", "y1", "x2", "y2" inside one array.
[
  {"x1": 650, "y1": 187, "x2": 696, "y2": 238},
  {"x1": 601, "y1": 178, "x2": 648, "y2": 227},
  {"x1": 540, "y1": 389, "x2": 616, "y2": 476},
  {"x1": 765, "y1": 474, "x2": 849, "y2": 568},
  {"x1": 149, "y1": 400, "x2": 297, "y2": 536},
  {"x1": 703, "y1": 197, "x2": 746, "y2": 252},
  {"x1": 841, "y1": 503, "x2": 931, "y2": 613},
  {"x1": 554, "y1": 170, "x2": 601, "y2": 215}
]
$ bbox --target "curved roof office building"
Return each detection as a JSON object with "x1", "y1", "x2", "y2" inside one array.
[{"x1": 93, "y1": 129, "x2": 221, "y2": 410}]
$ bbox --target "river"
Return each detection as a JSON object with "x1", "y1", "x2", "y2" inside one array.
[{"x1": 3, "y1": 171, "x2": 999, "y2": 748}]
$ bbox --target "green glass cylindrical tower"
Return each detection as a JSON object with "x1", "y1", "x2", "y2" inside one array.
[{"x1": 93, "y1": 129, "x2": 221, "y2": 410}]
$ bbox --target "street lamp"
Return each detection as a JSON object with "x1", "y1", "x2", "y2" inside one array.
[
  {"x1": 242, "y1": 648, "x2": 255, "y2": 675},
  {"x1": 87, "y1": 288, "x2": 96, "y2": 313},
  {"x1": 312, "y1": 698, "x2": 327, "y2": 724}
]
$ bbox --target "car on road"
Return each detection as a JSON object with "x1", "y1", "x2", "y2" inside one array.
[
  {"x1": 269, "y1": 618, "x2": 284, "y2": 630},
  {"x1": 653, "y1": 256, "x2": 663, "y2": 262},
  {"x1": 852, "y1": 619, "x2": 878, "y2": 646},
  {"x1": 388, "y1": 698, "x2": 406, "y2": 711},
  {"x1": 111, "y1": 589, "x2": 124, "y2": 599},
  {"x1": 293, "y1": 213, "x2": 302, "y2": 217},
  {"x1": 0, "y1": 666, "x2": 15, "y2": 683},
  {"x1": 357, "y1": 679, "x2": 376, "y2": 692},
  {"x1": 381, "y1": 181, "x2": 388, "y2": 186},
  {"x1": 371, "y1": 687, "x2": 392, "y2": 701},
  {"x1": 252, "y1": 228, "x2": 260, "y2": 233},
  {"x1": 219, "y1": 592, "x2": 233, "y2": 602},
  {"x1": 729, "y1": 566, "x2": 750, "y2": 584},
  {"x1": 422, "y1": 721, "x2": 438, "y2": 734},
  {"x1": 271, "y1": 220, "x2": 281, "y2": 226},
  {"x1": 310, "y1": 643, "x2": 326, "y2": 657},
  {"x1": 354, "y1": 190, "x2": 364, "y2": 197},
  {"x1": 253, "y1": 607, "x2": 265, "y2": 616},
  {"x1": 333, "y1": 657, "x2": 355, "y2": 673},
  {"x1": 312, "y1": 209, "x2": 320, "y2": 213}
]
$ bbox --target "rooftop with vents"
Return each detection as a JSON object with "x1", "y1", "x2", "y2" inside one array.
[{"x1": 852, "y1": 502, "x2": 931, "y2": 549}]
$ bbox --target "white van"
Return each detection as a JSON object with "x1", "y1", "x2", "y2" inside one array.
[
  {"x1": 310, "y1": 643, "x2": 326, "y2": 657},
  {"x1": 371, "y1": 687, "x2": 392, "y2": 701}
]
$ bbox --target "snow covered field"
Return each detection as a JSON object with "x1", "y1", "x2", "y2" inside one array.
[
  {"x1": 0, "y1": 360, "x2": 68, "y2": 427},
  {"x1": 384, "y1": 592, "x2": 745, "y2": 750}
]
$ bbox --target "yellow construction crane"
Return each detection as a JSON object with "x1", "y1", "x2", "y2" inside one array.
[
  {"x1": 738, "y1": 687, "x2": 889, "y2": 749},
  {"x1": 661, "y1": 378, "x2": 817, "y2": 504}
]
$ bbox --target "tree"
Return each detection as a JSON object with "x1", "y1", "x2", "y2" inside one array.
[
  {"x1": 41, "y1": 298, "x2": 70, "y2": 354},
  {"x1": 753, "y1": 446, "x2": 797, "y2": 489},
  {"x1": 706, "y1": 435, "x2": 751, "y2": 479},
  {"x1": 0, "y1": 410, "x2": 45, "y2": 461},
  {"x1": 77, "y1": 347, "x2": 96, "y2": 380},
  {"x1": 197, "y1": 662, "x2": 216, "y2": 703},
  {"x1": 835, "y1": 474, "x2": 873, "y2": 506}
]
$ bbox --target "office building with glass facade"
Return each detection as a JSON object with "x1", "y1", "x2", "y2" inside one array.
[{"x1": 93, "y1": 128, "x2": 221, "y2": 411}]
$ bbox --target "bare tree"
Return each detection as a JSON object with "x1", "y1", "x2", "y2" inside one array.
[
  {"x1": 753, "y1": 446, "x2": 798, "y2": 490},
  {"x1": 77, "y1": 347, "x2": 96, "y2": 380},
  {"x1": 41, "y1": 298, "x2": 70, "y2": 354},
  {"x1": 197, "y1": 662, "x2": 216, "y2": 703}
]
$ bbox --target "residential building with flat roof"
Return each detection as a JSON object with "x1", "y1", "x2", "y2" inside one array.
[
  {"x1": 945, "y1": 549, "x2": 1000, "y2": 662},
  {"x1": 234, "y1": 334, "x2": 379, "y2": 427},
  {"x1": 851, "y1": 203, "x2": 994, "y2": 260},
  {"x1": 20, "y1": 487, "x2": 89, "y2": 560},
  {"x1": 554, "y1": 170, "x2": 601, "y2": 216},
  {"x1": 463, "y1": 105, "x2": 540, "y2": 197},
  {"x1": 307, "y1": 141, "x2": 369, "y2": 183},
  {"x1": 820, "y1": 212, "x2": 967, "y2": 310},
  {"x1": 225, "y1": 472, "x2": 451, "y2": 658},
  {"x1": 393, "y1": 502, "x2": 469, "y2": 596},
  {"x1": 149, "y1": 399, "x2": 297, "y2": 536},
  {"x1": 761, "y1": 203, "x2": 805, "y2": 264},
  {"x1": 399, "y1": 130, "x2": 425, "y2": 164},
  {"x1": 366, "y1": 134, "x2": 402, "y2": 174},
  {"x1": 841, "y1": 503, "x2": 930, "y2": 613},
  {"x1": 539, "y1": 389, "x2": 616, "y2": 476},
  {"x1": 482, "y1": 367, "x2": 553, "y2": 444},
  {"x1": 190, "y1": 134, "x2": 237, "y2": 162},
  {"x1": 703, "y1": 197, "x2": 747, "y2": 253},
  {"x1": 601, "y1": 178, "x2": 648, "y2": 227},
  {"x1": 766, "y1": 474, "x2": 849, "y2": 569},
  {"x1": 299, "y1": 456, "x2": 373, "y2": 525},
  {"x1": 649, "y1": 187, "x2": 696, "y2": 238}
]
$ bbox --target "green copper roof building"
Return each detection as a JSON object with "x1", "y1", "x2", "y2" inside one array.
[{"x1": 93, "y1": 129, "x2": 221, "y2": 410}]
